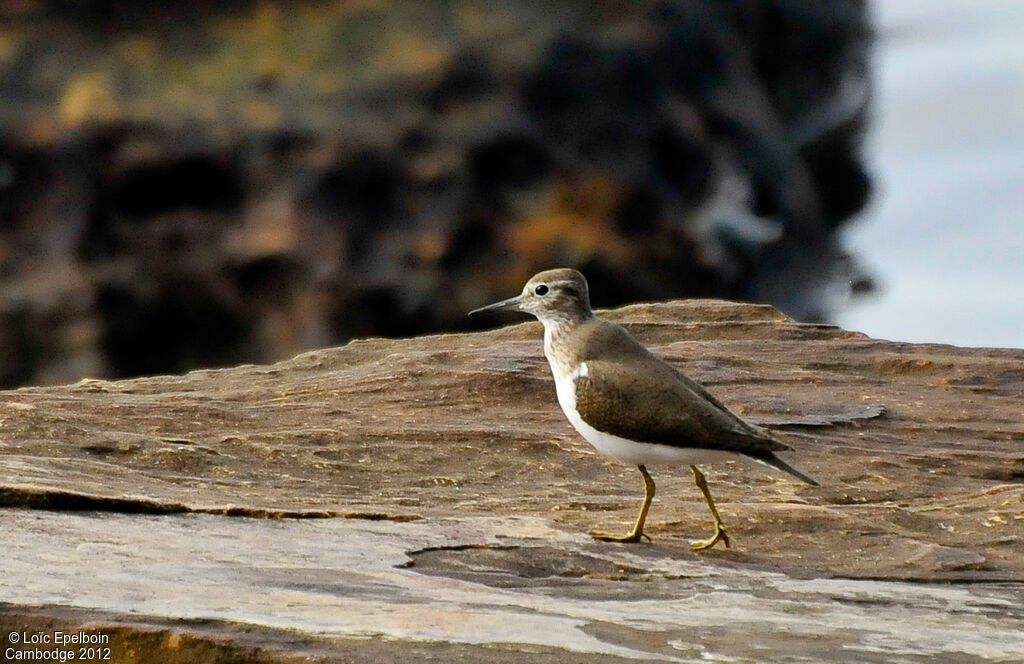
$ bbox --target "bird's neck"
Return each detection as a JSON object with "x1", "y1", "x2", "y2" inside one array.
[{"x1": 540, "y1": 312, "x2": 592, "y2": 378}]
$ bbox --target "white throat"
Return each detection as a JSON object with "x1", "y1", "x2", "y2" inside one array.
[{"x1": 540, "y1": 317, "x2": 577, "y2": 380}]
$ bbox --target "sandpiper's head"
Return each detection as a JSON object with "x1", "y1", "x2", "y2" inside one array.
[{"x1": 469, "y1": 268, "x2": 593, "y2": 324}]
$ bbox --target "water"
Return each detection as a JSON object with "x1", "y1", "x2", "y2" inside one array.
[{"x1": 837, "y1": 0, "x2": 1024, "y2": 348}]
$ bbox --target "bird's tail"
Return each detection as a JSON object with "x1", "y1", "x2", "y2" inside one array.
[{"x1": 754, "y1": 453, "x2": 820, "y2": 487}]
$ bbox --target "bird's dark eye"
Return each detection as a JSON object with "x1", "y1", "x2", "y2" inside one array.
[{"x1": 534, "y1": 284, "x2": 549, "y2": 296}]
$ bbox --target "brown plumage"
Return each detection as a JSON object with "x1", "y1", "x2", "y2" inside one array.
[{"x1": 568, "y1": 318, "x2": 817, "y2": 484}]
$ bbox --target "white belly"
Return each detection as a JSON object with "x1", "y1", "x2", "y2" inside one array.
[{"x1": 552, "y1": 362, "x2": 740, "y2": 466}]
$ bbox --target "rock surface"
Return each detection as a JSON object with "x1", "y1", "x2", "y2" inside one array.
[{"x1": 2, "y1": 300, "x2": 1022, "y2": 662}]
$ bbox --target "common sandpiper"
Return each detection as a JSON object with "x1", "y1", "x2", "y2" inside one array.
[{"x1": 470, "y1": 268, "x2": 818, "y2": 550}]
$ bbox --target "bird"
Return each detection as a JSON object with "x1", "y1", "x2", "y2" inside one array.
[{"x1": 469, "y1": 268, "x2": 819, "y2": 550}]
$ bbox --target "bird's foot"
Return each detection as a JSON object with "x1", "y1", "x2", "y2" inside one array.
[
  {"x1": 689, "y1": 524, "x2": 730, "y2": 551},
  {"x1": 590, "y1": 529, "x2": 651, "y2": 543}
]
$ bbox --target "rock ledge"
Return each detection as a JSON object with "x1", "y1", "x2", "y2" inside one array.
[{"x1": 2, "y1": 300, "x2": 1022, "y2": 662}]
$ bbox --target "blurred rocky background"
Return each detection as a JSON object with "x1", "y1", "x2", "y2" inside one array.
[{"x1": 0, "y1": 0, "x2": 873, "y2": 387}]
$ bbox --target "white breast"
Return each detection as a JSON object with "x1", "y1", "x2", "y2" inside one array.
[{"x1": 550, "y1": 360, "x2": 738, "y2": 467}]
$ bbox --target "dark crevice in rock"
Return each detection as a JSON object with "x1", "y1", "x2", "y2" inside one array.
[
  {"x1": 337, "y1": 511, "x2": 421, "y2": 522},
  {"x1": 0, "y1": 488, "x2": 193, "y2": 514},
  {"x1": 403, "y1": 542, "x2": 520, "y2": 559},
  {"x1": 0, "y1": 488, "x2": 419, "y2": 521}
]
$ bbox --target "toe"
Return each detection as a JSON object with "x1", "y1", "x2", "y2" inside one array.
[
  {"x1": 591, "y1": 530, "x2": 644, "y2": 543},
  {"x1": 689, "y1": 528, "x2": 729, "y2": 551}
]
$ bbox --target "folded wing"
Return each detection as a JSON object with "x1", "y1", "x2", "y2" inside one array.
[{"x1": 574, "y1": 358, "x2": 788, "y2": 457}]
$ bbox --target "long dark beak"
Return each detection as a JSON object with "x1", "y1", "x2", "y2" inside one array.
[{"x1": 468, "y1": 295, "x2": 523, "y2": 316}]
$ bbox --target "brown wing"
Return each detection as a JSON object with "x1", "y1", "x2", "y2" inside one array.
[
  {"x1": 574, "y1": 358, "x2": 786, "y2": 456},
  {"x1": 668, "y1": 365, "x2": 773, "y2": 438}
]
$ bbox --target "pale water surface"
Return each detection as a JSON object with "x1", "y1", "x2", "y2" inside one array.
[{"x1": 838, "y1": 0, "x2": 1024, "y2": 348}]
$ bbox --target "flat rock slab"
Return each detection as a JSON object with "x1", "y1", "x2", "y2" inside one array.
[{"x1": 2, "y1": 300, "x2": 1023, "y2": 662}]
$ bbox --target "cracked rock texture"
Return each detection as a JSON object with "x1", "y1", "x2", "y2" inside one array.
[{"x1": 2, "y1": 300, "x2": 1023, "y2": 662}]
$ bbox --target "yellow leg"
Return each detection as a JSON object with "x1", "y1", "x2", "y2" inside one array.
[
  {"x1": 592, "y1": 465, "x2": 655, "y2": 543},
  {"x1": 689, "y1": 465, "x2": 730, "y2": 550}
]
